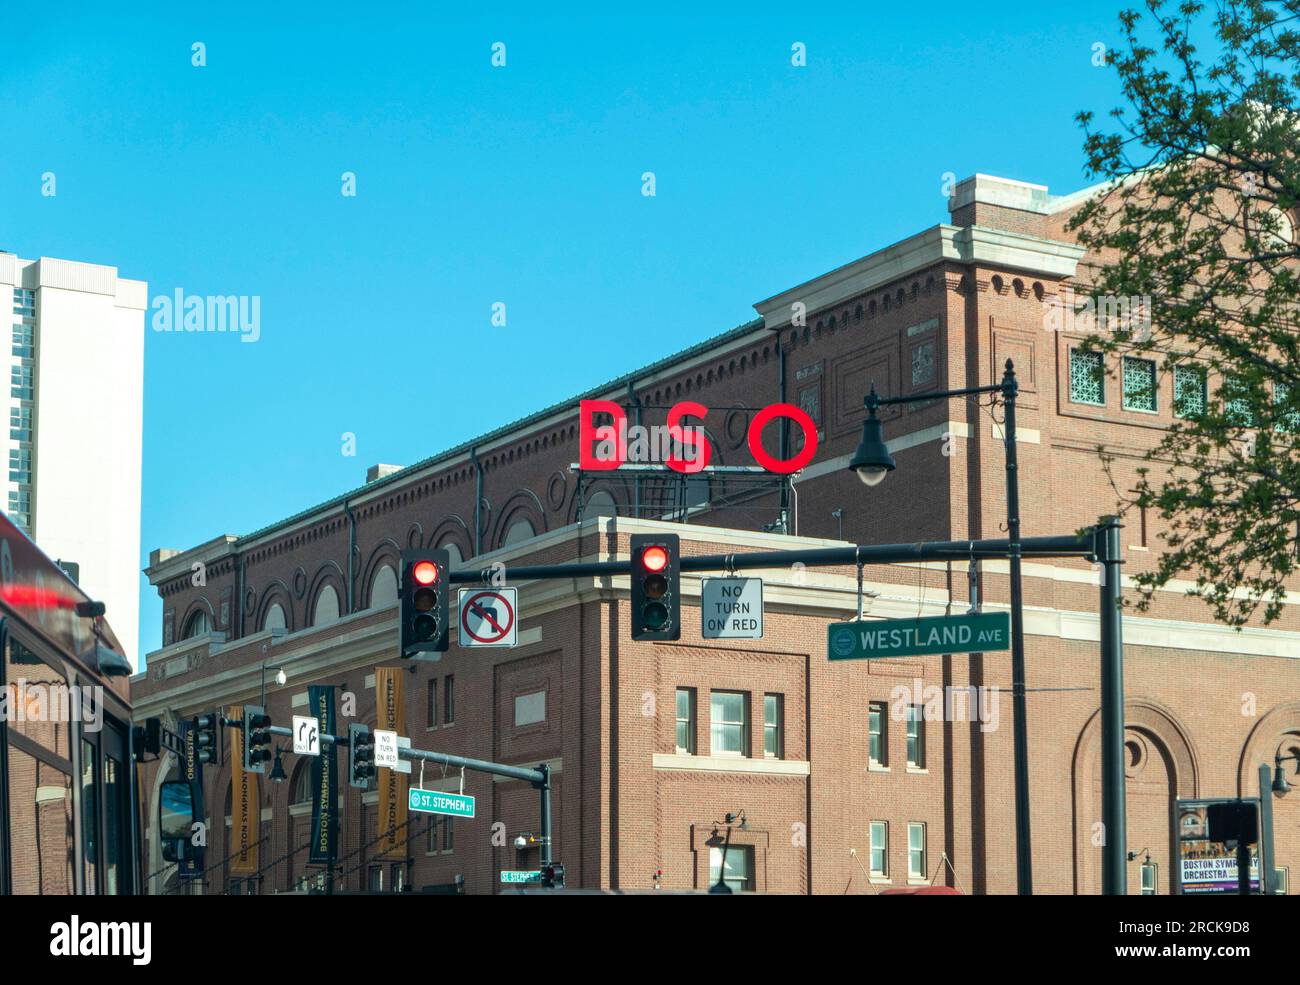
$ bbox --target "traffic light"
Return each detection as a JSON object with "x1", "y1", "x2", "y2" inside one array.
[
  {"x1": 242, "y1": 706, "x2": 272, "y2": 774},
  {"x1": 400, "y1": 548, "x2": 450, "y2": 656},
  {"x1": 541, "y1": 862, "x2": 565, "y2": 889},
  {"x1": 348, "y1": 723, "x2": 376, "y2": 788},
  {"x1": 193, "y1": 710, "x2": 221, "y2": 765},
  {"x1": 630, "y1": 533, "x2": 680, "y2": 640}
]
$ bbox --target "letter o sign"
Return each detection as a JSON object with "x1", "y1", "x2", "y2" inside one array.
[{"x1": 747, "y1": 403, "x2": 818, "y2": 474}]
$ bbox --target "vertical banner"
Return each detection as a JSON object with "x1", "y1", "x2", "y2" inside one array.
[
  {"x1": 228, "y1": 704, "x2": 260, "y2": 877},
  {"x1": 375, "y1": 667, "x2": 408, "y2": 860},
  {"x1": 178, "y1": 719, "x2": 205, "y2": 879},
  {"x1": 309, "y1": 686, "x2": 337, "y2": 864}
]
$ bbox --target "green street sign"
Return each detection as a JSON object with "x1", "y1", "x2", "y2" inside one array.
[
  {"x1": 501, "y1": 870, "x2": 542, "y2": 884},
  {"x1": 828, "y1": 612, "x2": 1010, "y2": 661},
  {"x1": 408, "y1": 788, "x2": 476, "y2": 818}
]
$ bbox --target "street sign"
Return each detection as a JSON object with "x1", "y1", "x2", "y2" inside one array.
[
  {"x1": 408, "y1": 788, "x2": 476, "y2": 818},
  {"x1": 458, "y1": 588, "x2": 518, "y2": 647},
  {"x1": 500, "y1": 870, "x2": 542, "y2": 884},
  {"x1": 701, "y1": 577, "x2": 763, "y2": 639},
  {"x1": 374, "y1": 728, "x2": 399, "y2": 769},
  {"x1": 292, "y1": 715, "x2": 320, "y2": 756},
  {"x1": 828, "y1": 611, "x2": 1010, "y2": 661}
]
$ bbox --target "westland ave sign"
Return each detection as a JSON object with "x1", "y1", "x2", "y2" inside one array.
[
  {"x1": 828, "y1": 612, "x2": 1011, "y2": 661},
  {"x1": 578, "y1": 400, "x2": 818, "y2": 474}
]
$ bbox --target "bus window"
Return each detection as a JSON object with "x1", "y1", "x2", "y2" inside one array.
[
  {"x1": 159, "y1": 781, "x2": 195, "y2": 862},
  {"x1": 81, "y1": 739, "x2": 98, "y2": 893},
  {"x1": 104, "y1": 752, "x2": 124, "y2": 893},
  {"x1": 6, "y1": 745, "x2": 74, "y2": 893}
]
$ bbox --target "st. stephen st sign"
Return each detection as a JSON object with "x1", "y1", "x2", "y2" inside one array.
[{"x1": 578, "y1": 399, "x2": 818, "y2": 474}]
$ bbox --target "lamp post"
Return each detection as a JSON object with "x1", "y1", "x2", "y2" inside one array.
[
  {"x1": 848, "y1": 358, "x2": 1037, "y2": 895},
  {"x1": 259, "y1": 662, "x2": 287, "y2": 708},
  {"x1": 707, "y1": 811, "x2": 748, "y2": 894}
]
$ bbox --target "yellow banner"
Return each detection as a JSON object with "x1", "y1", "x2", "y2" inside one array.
[
  {"x1": 375, "y1": 668, "x2": 408, "y2": 860},
  {"x1": 228, "y1": 705, "x2": 260, "y2": 876}
]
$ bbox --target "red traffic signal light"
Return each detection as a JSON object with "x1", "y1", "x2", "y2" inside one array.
[
  {"x1": 640, "y1": 545, "x2": 669, "y2": 572},
  {"x1": 401, "y1": 549, "x2": 451, "y2": 656},
  {"x1": 631, "y1": 534, "x2": 680, "y2": 641}
]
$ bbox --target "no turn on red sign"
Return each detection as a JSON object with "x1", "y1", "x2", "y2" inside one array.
[{"x1": 457, "y1": 588, "x2": 518, "y2": 648}]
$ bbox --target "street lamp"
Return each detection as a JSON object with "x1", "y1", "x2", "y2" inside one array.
[
  {"x1": 269, "y1": 748, "x2": 287, "y2": 784},
  {"x1": 848, "y1": 389, "x2": 896, "y2": 487},
  {"x1": 846, "y1": 359, "x2": 1062, "y2": 896},
  {"x1": 1272, "y1": 752, "x2": 1299, "y2": 798},
  {"x1": 259, "y1": 662, "x2": 287, "y2": 707}
]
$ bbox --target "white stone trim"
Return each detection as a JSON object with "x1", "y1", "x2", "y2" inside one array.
[{"x1": 652, "y1": 753, "x2": 811, "y2": 776}]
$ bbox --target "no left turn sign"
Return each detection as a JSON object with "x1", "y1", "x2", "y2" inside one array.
[{"x1": 458, "y1": 588, "x2": 518, "y2": 647}]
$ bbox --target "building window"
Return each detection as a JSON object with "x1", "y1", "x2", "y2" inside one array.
[
  {"x1": 675, "y1": 688, "x2": 696, "y2": 754},
  {"x1": 443, "y1": 817, "x2": 454, "y2": 853},
  {"x1": 1122, "y1": 356, "x2": 1157, "y2": 412},
  {"x1": 426, "y1": 680, "x2": 438, "y2": 728},
  {"x1": 710, "y1": 691, "x2": 748, "y2": 756},
  {"x1": 10, "y1": 361, "x2": 32, "y2": 400},
  {"x1": 1276, "y1": 867, "x2": 1289, "y2": 895},
  {"x1": 1173, "y1": 364, "x2": 1206, "y2": 418},
  {"x1": 444, "y1": 675, "x2": 455, "y2": 724},
  {"x1": 11, "y1": 323, "x2": 32, "y2": 358},
  {"x1": 1223, "y1": 376, "x2": 1258, "y2": 427},
  {"x1": 182, "y1": 609, "x2": 210, "y2": 640},
  {"x1": 390, "y1": 863, "x2": 405, "y2": 892},
  {"x1": 12, "y1": 288, "x2": 35, "y2": 317},
  {"x1": 1274, "y1": 381, "x2": 1300, "y2": 433},
  {"x1": 869, "y1": 821, "x2": 888, "y2": 877},
  {"x1": 1140, "y1": 861, "x2": 1158, "y2": 895},
  {"x1": 426, "y1": 816, "x2": 441, "y2": 854},
  {"x1": 708, "y1": 844, "x2": 754, "y2": 893},
  {"x1": 228, "y1": 878, "x2": 242, "y2": 895},
  {"x1": 908, "y1": 822, "x2": 927, "y2": 880},
  {"x1": 868, "y1": 701, "x2": 888, "y2": 767},
  {"x1": 763, "y1": 694, "x2": 783, "y2": 758},
  {"x1": 368, "y1": 866, "x2": 382, "y2": 892},
  {"x1": 1068, "y1": 349, "x2": 1105, "y2": 406},
  {"x1": 906, "y1": 705, "x2": 925, "y2": 769},
  {"x1": 311, "y1": 584, "x2": 340, "y2": 626}
]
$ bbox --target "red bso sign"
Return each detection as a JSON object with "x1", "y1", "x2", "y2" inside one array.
[{"x1": 578, "y1": 400, "x2": 817, "y2": 475}]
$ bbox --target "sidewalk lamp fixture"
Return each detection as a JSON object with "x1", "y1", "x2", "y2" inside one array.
[
  {"x1": 269, "y1": 748, "x2": 287, "y2": 784},
  {"x1": 1272, "y1": 752, "x2": 1300, "y2": 798},
  {"x1": 848, "y1": 390, "x2": 896, "y2": 486}
]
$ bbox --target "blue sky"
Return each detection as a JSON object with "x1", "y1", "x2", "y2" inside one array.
[{"x1": 0, "y1": 3, "x2": 1127, "y2": 658}]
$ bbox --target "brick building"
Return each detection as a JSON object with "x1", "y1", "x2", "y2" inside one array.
[{"x1": 133, "y1": 173, "x2": 1300, "y2": 895}]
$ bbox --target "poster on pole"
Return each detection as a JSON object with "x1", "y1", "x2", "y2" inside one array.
[{"x1": 1174, "y1": 798, "x2": 1261, "y2": 894}]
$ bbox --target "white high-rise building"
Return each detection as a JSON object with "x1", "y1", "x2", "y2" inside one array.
[{"x1": 0, "y1": 251, "x2": 145, "y2": 668}]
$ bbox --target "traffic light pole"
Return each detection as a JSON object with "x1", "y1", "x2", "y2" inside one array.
[{"x1": 224, "y1": 719, "x2": 553, "y2": 866}]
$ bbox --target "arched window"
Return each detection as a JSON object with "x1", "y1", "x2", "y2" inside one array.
[
  {"x1": 502, "y1": 518, "x2": 536, "y2": 546},
  {"x1": 585, "y1": 490, "x2": 617, "y2": 519},
  {"x1": 182, "y1": 609, "x2": 210, "y2": 640},
  {"x1": 291, "y1": 761, "x2": 313, "y2": 806},
  {"x1": 262, "y1": 603, "x2": 287, "y2": 632},
  {"x1": 370, "y1": 565, "x2": 398, "y2": 608},
  {"x1": 439, "y1": 541, "x2": 464, "y2": 568},
  {"x1": 312, "y1": 584, "x2": 340, "y2": 626}
]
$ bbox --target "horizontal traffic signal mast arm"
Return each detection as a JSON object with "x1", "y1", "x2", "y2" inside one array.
[
  {"x1": 221, "y1": 718, "x2": 547, "y2": 786},
  {"x1": 447, "y1": 531, "x2": 1098, "y2": 585}
]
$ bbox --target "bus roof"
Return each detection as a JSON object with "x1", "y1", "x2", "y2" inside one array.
[{"x1": 0, "y1": 510, "x2": 129, "y2": 676}]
